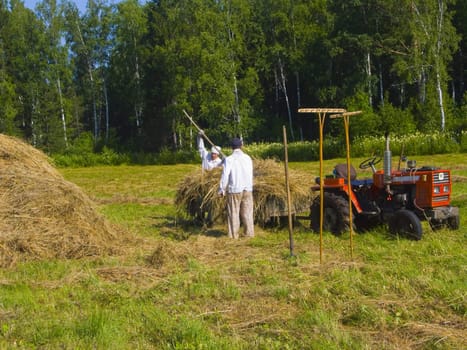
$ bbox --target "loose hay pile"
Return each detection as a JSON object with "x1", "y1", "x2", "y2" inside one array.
[
  {"x1": 175, "y1": 158, "x2": 314, "y2": 226},
  {"x1": 0, "y1": 134, "x2": 121, "y2": 267}
]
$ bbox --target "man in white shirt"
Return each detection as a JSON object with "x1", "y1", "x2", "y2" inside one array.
[
  {"x1": 197, "y1": 131, "x2": 222, "y2": 171},
  {"x1": 218, "y1": 137, "x2": 254, "y2": 238}
]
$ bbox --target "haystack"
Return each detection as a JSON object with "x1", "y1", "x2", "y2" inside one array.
[
  {"x1": 0, "y1": 134, "x2": 121, "y2": 267},
  {"x1": 175, "y1": 159, "x2": 314, "y2": 226}
]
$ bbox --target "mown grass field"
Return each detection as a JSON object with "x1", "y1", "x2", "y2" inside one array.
[{"x1": 1, "y1": 154, "x2": 466, "y2": 349}]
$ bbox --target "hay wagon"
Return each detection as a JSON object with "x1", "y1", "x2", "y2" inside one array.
[{"x1": 175, "y1": 159, "x2": 313, "y2": 227}]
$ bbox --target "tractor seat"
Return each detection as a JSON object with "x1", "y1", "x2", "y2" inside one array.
[
  {"x1": 314, "y1": 164, "x2": 374, "y2": 187},
  {"x1": 314, "y1": 164, "x2": 357, "y2": 185},
  {"x1": 334, "y1": 163, "x2": 373, "y2": 186},
  {"x1": 333, "y1": 164, "x2": 357, "y2": 180}
]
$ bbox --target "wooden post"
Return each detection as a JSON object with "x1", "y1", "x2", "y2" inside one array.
[
  {"x1": 330, "y1": 111, "x2": 362, "y2": 259},
  {"x1": 283, "y1": 126, "x2": 294, "y2": 257},
  {"x1": 298, "y1": 108, "x2": 346, "y2": 263}
]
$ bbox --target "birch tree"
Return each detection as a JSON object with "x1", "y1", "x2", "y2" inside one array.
[
  {"x1": 146, "y1": 0, "x2": 244, "y2": 148},
  {"x1": 64, "y1": 0, "x2": 113, "y2": 144},
  {"x1": 2, "y1": 1, "x2": 49, "y2": 145},
  {"x1": 410, "y1": 0, "x2": 458, "y2": 131},
  {"x1": 452, "y1": 0, "x2": 466, "y2": 104},
  {"x1": 387, "y1": 0, "x2": 458, "y2": 131},
  {"x1": 110, "y1": 0, "x2": 147, "y2": 141},
  {"x1": 0, "y1": 4, "x2": 18, "y2": 134},
  {"x1": 36, "y1": 0, "x2": 74, "y2": 149}
]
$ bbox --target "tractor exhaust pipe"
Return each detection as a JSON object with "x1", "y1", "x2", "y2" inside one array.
[{"x1": 384, "y1": 133, "x2": 392, "y2": 192}]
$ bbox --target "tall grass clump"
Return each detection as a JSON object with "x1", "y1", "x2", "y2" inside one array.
[
  {"x1": 52, "y1": 131, "x2": 464, "y2": 167},
  {"x1": 154, "y1": 147, "x2": 198, "y2": 165},
  {"x1": 52, "y1": 132, "x2": 132, "y2": 167},
  {"x1": 460, "y1": 130, "x2": 467, "y2": 152},
  {"x1": 53, "y1": 147, "x2": 131, "y2": 167},
  {"x1": 245, "y1": 132, "x2": 462, "y2": 162},
  {"x1": 351, "y1": 132, "x2": 461, "y2": 158},
  {"x1": 245, "y1": 138, "x2": 343, "y2": 161}
]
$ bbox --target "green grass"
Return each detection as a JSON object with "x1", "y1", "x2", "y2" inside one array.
[{"x1": 0, "y1": 155, "x2": 465, "y2": 349}]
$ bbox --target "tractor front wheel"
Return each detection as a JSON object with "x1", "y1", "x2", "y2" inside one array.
[
  {"x1": 388, "y1": 210, "x2": 423, "y2": 240},
  {"x1": 310, "y1": 192, "x2": 351, "y2": 235},
  {"x1": 446, "y1": 215, "x2": 460, "y2": 230}
]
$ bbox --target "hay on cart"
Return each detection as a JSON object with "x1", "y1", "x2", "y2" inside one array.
[
  {"x1": 0, "y1": 134, "x2": 123, "y2": 267},
  {"x1": 175, "y1": 158, "x2": 314, "y2": 226}
]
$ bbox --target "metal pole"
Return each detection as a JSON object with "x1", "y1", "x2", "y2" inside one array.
[{"x1": 283, "y1": 126, "x2": 294, "y2": 257}]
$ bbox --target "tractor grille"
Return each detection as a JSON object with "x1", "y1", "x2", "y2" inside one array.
[
  {"x1": 433, "y1": 195, "x2": 449, "y2": 203},
  {"x1": 433, "y1": 172, "x2": 449, "y2": 184}
]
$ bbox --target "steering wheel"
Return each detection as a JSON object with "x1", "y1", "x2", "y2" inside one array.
[{"x1": 359, "y1": 156, "x2": 382, "y2": 170}]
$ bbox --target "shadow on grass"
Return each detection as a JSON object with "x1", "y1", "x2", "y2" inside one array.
[
  {"x1": 150, "y1": 215, "x2": 226, "y2": 240},
  {"x1": 203, "y1": 229, "x2": 225, "y2": 238}
]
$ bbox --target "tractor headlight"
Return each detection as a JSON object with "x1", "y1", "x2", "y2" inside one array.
[
  {"x1": 443, "y1": 185, "x2": 449, "y2": 193},
  {"x1": 433, "y1": 186, "x2": 440, "y2": 194}
]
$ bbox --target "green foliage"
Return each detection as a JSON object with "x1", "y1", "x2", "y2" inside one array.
[
  {"x1": 377, "y1": 102, "x2": 417, "y2": 135},
  {"x1": 1, "y1": 0, "x2": 465, "y2": 153},
  {"x1": 154, "y1": 148, "x2": 198, "y2": 165},
  {"x1": 0, "y1": 76, "x2": 18, "y2": 135},
  {"x1": 345, "y1": 91, "x2": 382, "y2": 138},
  {"x1": 449, "y1": 92, "x2": 467, "y2": 135},
  {"x1": 53, "y1": 133, "x2": 132, "y2": 167},
  {"x1": 461, "y1": 130, "x2": 467, "y2": 152}
]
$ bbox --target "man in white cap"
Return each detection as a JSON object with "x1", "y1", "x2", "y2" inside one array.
[
  {"x1": 218, "y1": 137, "x2": 254, "y2": 239},
  {"x1": 197, "y1": 130, "x2": 222, "y2": 171}
]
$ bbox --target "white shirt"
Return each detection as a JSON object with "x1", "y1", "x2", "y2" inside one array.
[
  {"x1": 219, "y1": 149, "x2": 253, "y2": 195},
  {"x1": 197, "y1": 136, "x2": 222, "y2": 171}
]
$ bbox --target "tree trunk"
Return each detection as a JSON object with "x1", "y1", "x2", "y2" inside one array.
[
  {"x1": 435, "y1": 0, "x2": 446, "y2": 131},
  {"x1": 295, "y1": 71, "x2": 301, "y2": 108},
  {"x1": 436, "y1": 68, "x2": 445, "y2": 131},
  {"x1": 460, "y1": 48, "x2": 465, "y2": 100},
  {"x1": 366, "y1": 52, "x2": 372, "y2": 105},
  {"x1": 379, "y1": 62, "x2": 384, "y2": 105},
  {"x1": 225, "y1": 9, "x2": 240, "y2": 129},
  {"x1": 104, "y1": 79, "x2": 109, "y2": 142},
  {"x1": 232, "y1": 72, "x2": 240, "y2": 124},
  {"x1": 133, "y1": 34, "x2": 143, "y2": 133},
  {"x1": 279, "y1": 57, "x2": 294, "y2": 141},
  {"x1": 57, "y1": 77, "x2": 68, "y2": 148},
  {"x1": 76, "y1": 19, "x2": 98, "y2": 140},
  {"x1": 417, "y1": 68, "x2": 426, "y2": 103}
]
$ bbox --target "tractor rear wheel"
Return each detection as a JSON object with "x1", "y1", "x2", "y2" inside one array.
[
  {"x1": 388, "y1": 210, "x2": 423, "y2": 240},
  {"x1": 310, "y1": 192, "x2": 351, "y2": 235}
]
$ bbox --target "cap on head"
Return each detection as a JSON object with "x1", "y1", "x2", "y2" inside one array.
[
  {"x1": 231, "y1": 137, "x2": 243, "y2": 149},
  {"x1": 211, "y1": 146, "x2": 221, "y2": 155}
]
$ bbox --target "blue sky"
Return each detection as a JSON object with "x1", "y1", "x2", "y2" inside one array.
[{"x1": 23, "y1": 0, "x2": 91, "y2": 13}]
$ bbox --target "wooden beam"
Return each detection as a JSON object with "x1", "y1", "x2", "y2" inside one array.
[
  {"x1": 330, "y1": 110, "x2": 362, "y2": 119},
  {"x1": 298, "y1": 108, "x2": 346, "y2": 114}
]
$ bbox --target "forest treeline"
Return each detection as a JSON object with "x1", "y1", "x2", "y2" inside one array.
[{"x1": 0, "y1": 0, "x2": 466, "y2": 155}]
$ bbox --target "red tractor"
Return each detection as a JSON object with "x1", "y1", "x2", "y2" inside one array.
[{"x1": 310, "y1": 135, "x2": 460, "y2": 239}]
